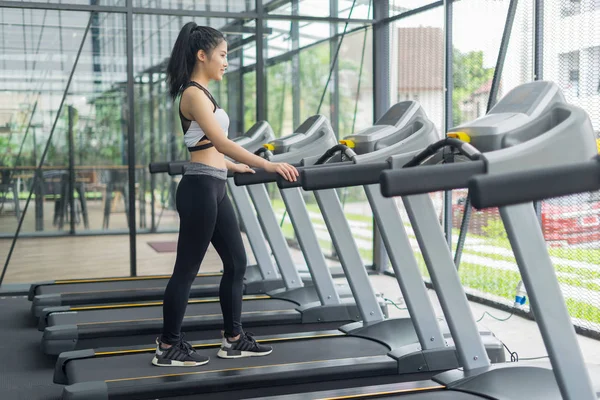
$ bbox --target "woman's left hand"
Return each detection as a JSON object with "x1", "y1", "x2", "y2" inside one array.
[{"x1": 231, "y1": 163, "x2": 255, "y2": 174}]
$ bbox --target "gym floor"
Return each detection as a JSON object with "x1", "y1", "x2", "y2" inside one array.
[{"x1": 2, "y1": 233, "x2": 600, "y2": 399}]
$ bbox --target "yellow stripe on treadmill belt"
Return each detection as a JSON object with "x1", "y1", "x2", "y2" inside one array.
[
  {"x1": 55, "y1": 273, "x2": 221, "y2": 284},
  {"x1": 317, "y1": 385, "x2": 446, "y2": 400},
  {"x1": 76, "y1": 309, "x2": 293, "y2": 326},
  {"x1": 95, "y1": 332, "x2": 345, "y2": 356},
  {"x1": 70, "y1": 295, "x2": 269, "y2": 311},
  {"x1": 105, "y1": 355, "x2": 383, "y2": 383}
]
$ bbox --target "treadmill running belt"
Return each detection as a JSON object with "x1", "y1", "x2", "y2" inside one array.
[
  {"x1": 65, "y1": 336, "x2": 389, "y2": 384},
  {"x1": 48, "y1": 299, "x2": 293, "y2": 326},
  {"x1": 373, "y1": 392, "x2": 486, "y2": 399},
  {"x1": 245, "y1": 381, "x2": 488, "y2": 400},
  {"x1": 36, "y1": 275, "x2": 222, "y2": 295}
]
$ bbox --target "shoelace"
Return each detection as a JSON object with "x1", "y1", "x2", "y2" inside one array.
[
  {"x1": 242, "y1": 332, "x2": 260, "y2": 349},
  {"x1": 176, "y1": 333, "x2": 195, "y2": 354}
]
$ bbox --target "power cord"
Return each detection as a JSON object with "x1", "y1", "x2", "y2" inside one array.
[
  {"x1": 384, "y1": 297, "x2": 407, "y2": 311},
  {"x1": 476, "y1": 310, "x2": 513, "y2": 323},
  {"x1": 384, "y1": 282, "x2": 547, "y2": 364}
]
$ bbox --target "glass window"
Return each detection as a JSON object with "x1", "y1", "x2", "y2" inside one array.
[
  {"x1": 586, "y1": 46, "x2": 600, "y2": 96},
  {"x1": 133, "y1": 0, "x2": 251, "y2": 12},
  {"x1": 561, "y1": 0, "x2": 582, "y2": 17},
  {"x1": 391, "y1": 6, "x2": 444, "y2": 131},
  {"x1": 559, "y1": 51, "x2": 581, "y2": 98}
]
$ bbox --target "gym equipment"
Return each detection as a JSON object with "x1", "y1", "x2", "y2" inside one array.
[
  {"x1": 39, "y1": 115, "x2": 384, "y2": 356},
  {"x1": 381, "y1": 80, "x2": 598, "y2": 400},
  {"x1": 28, "y1": 121, "x2": 287, "y2": 318},
  {"x1": 52, "y1": 101, "x2": 504, "y2": 400},
  {"x1": 188, "y1": 81, "x2": 600, "y2": 400},
  {"x1": 468, "y1": 154, "x2": 600, "y2": 210}
]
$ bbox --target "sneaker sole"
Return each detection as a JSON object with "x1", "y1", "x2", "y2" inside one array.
[
  {"x1": 216, "y1": 348, "x2": 273, "y2": 359},
  {"x1": 152, "y1": 356, "x2": 209, "y2": 367}
]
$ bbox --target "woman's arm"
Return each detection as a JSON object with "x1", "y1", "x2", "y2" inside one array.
[
  {"x1": 184, "y1": 89, "x2": 298, "y2": 181},
  {"x1": 224, "y1": 159, "x2": 236, "y2": 170}
]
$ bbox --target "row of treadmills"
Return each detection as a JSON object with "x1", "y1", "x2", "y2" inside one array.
[{"x1": 24, "y1": 80, "x2": 600, "y2": 399}]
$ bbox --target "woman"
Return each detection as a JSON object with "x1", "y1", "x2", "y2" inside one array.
[{"x1": 152, "y1": 22, "x2": 299, "y2": 367}]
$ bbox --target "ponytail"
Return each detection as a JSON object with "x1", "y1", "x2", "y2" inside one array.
[{"x1": 166, "y1": 22, "x2": 225, "y2": 100}]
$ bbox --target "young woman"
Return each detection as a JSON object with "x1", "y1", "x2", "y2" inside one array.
[{"x1": 152, "y1": 22, "x2": 299, "y2": 367}]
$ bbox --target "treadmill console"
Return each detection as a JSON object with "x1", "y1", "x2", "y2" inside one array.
[
  {"x1": 339, "y1": 101, "x2": 440, "y2": 163},
  {"x1": 450, "y1": 80, "x2": 597, "y2": 174},
  {"x1": 448, "y1": 81, "x2": 569, "y2": 153},
  {"x1": 233, "y1": 121, "x2": 275, "y2": 154},
  {"x1": 265, "y1": 115, "x2": 337, "y2": 158}
]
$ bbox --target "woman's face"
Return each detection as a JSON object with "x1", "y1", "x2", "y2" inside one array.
[{"x1": 202, "y1": 40, "x2": 228, "y2": 81}]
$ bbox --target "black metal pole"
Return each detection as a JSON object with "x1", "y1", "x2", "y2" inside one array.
[
  {"x1": 256, "y1": 0, "x2": 266, "y2": 121},
  {"x1": 149, "y1": 73, "x2": 156, "y2": 232},
  {"x1": 373, "y1": 0, "x2": 390, "y2": 273},
  {"x1": 329, "y1": 0, "x2": 339, "y2": 138},
  {"x1": 454, "y1": 0, "x2": 519, "y2": 269},
  {"x1": 291, "y1": 0, "x2": 300, "y2": 129},
  {"x1": 443, "y1": 0, "x2": 454, "y2": 250},
  {"x1": 126, "y1": 0, "x2": 137, "y2": 277},
  {"x1": 0, "y1": 16, "x2": 93, "y2": 286},
  {"x1": 68, "y1": 105, "x2": 76, "y2": 235}
]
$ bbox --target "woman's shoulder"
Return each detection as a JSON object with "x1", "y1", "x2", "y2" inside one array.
[{"x1": 180, "y1": 85, "x2": 214, "y2": 110}]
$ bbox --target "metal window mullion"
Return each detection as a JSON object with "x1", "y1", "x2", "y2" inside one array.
[{"x1": 126, "y1": 0, "x2": 138, "y2": 276}]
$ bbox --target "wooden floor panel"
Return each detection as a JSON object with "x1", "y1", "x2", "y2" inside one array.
[{"x1": 0, "y1": 232, "x2": 257, "y2": 284}]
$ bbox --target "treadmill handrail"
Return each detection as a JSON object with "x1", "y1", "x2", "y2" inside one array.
[
  {"x1": 167, "y1": 161, "x2": 188, "y2": 176},
  {"x1": 469, "y1": 155, "x2": 600, "y2": 209},
  {"x1": 149, "y1": 161, "x2": 185, "y2": 174},
  {"x1": 233, "y1": 162, "x2": 304, "y2": 185},
  {"x1": 300, "y1": 161, "x2": 390, "y2": 190},
  {"x1": 379, "y1": 160, "x2": 487, "y2": 198}
]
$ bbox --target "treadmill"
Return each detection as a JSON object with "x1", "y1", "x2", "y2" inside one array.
[
  {"x1": 39, "y1": 114, "x2": 385, "y2": 356},
  {"x1": 251, "y1": 81, "x2": 600, "y2": 400},
  {"x1": 28, "y1": 121, "x2": 287, "y2": 318},
  {"x1": 52, "y1": 101, "x2": 504, "y2": 400}
]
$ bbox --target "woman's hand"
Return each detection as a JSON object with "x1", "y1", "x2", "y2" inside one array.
[
  {"x1": 230, "y1": 163, "x2": 255, "y2": 174},
  {"x1": 265, "y1": 162, "x2": 299, "y2": 182}
]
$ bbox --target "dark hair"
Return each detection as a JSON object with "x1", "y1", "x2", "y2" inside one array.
[{"x1": 166, "y1": 22, "x2": 225, "y2": 100}]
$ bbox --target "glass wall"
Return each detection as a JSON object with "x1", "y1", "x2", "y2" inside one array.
[
  {"x1": 0, "y1": 0, "x2": 377, "y2": 284},
  {"x1": 0, "y1": 7, "x2": 130, "y2": 282}
]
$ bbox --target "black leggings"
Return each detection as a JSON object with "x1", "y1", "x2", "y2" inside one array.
[{"x1": 161, "y1": 174, "x2": 247, "y2": 344}]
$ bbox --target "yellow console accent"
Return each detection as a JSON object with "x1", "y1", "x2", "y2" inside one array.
[
  {"x1": 447, "y1": 131, "x2": 471, "y2": 142},
  {"x1": 263, "y1": 143, "x2": 275, "y2": 151},
  {"x1": 339, "y1": 139, "x2": 355, "y2": 148}
]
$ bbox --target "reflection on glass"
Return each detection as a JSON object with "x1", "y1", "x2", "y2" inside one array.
[
  {"x1": 133, "y1": 0, "x2": 251, "y2": 12},
  {"x1": 267, "y1": 62, "x2": 293, "y2": 137},
  {"x1": 0, "y1": 9, "x2": 130, "y2": 236},
  {"x1": 299, "y1": 41, "x2": 331, "y2": 123},
  {"x1": 243, "y1": 70, "x2": 257, "y2": 132},
  {"x1": 391, "y1": 7, "x2": 444, "y2": 132},
  {"x1": 337, "y1": 27, "x2": 373, "y2": 136},
  {"x1": 337, "y1": 0, "x2": 373, "y2": 19},
  {"x1": 15, "y1": 0, "x2": 125, "y2": 6},
  {"x1": 389, "y1": 0, "x2": 438, "y2": 17},
  {"x1": 299, "y1": 22, "x2": 332, "y2": 48},
  {"x1": 267, "y1": 20, "x2": 292, "y2": 59}
]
